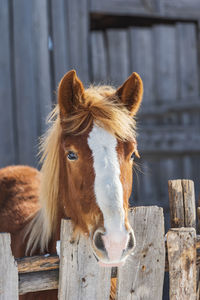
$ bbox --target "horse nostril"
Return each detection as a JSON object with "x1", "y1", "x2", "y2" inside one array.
[
  {"x1": 94, "y1": 232, "x2": 106, "y2": 252},
  {"x1": 127, "y1": 232, "x2": 135, "y2": 250}
]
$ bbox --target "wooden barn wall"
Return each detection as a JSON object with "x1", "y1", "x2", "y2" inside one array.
[{"x1": 0, "y1": 0, "x2": 200, "y2": 230}]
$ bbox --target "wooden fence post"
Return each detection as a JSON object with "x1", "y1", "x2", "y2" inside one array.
[
  {"x1": 116, "y1": 206, "x2": 165, "y2": 300},
  {"x1": 58, "y1": 219, "x2": 112, "y2": 300},
  {"x1": 168, "y1": 179, "x2": 197, "y2": 299},
  {"x1": 168, "y1": 179, "x2": 196, "y2": 228},
  {"x1": 167, "y1": 228, "x2": 196, "y2": 300},
  {"x1": 0, "y1": 233, "x2": 18, "y2": 300}
]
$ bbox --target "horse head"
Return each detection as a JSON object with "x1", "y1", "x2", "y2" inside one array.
[{"x1": 57, "y1": 70, "x2": 143, "y2": 267}]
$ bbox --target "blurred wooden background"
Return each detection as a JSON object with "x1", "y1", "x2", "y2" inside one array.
[{"x1": 0, "y1": 0, "x2": 200, "y2": 231}]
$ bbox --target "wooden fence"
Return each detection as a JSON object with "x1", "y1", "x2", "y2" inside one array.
[{"x1": 0, "y1": 179, "x2": 199, "y2": 299}]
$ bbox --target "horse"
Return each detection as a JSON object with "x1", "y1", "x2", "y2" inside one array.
[{"x1": 0, "y1": 69, "x2": 143, "y2": 299}]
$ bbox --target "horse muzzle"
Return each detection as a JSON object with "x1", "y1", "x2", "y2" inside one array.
[{"x1": 91, "y1": 227, "x2": 136, "y2": 267}]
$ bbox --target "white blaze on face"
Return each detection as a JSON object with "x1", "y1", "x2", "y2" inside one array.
[{"x1": 88, "y1": 124, "x2": 126, "y2": 241}]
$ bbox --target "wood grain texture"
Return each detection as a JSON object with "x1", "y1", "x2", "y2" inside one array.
[
  {"x1": 17, "y1": 255, "x2": 59, "y2": 273},
  {"x1": 19, "y1": 269, "x2": 58, "y2": 295},
  {"x1": 163, "y1": 0, "x2": 200, "y2": 17},
  {"x1": 176, "y1": 23, "x2": 199, "y2": 99},
  {"x1": 116, "y1": 206, "x2": 165, "y2": 300},
  {"x1": 32, "y1": 0, "x2": 52, "y2": 135},
  {"x1": 138, "y1": 126, "x2": 200, "y2": 153},
  {"x1": 130, "y1": 27, "x2": 154, "y2": 105},
  {"x1": 58, "y1": 219, "x2": 111, "y2": 300},
  {"x1": 66, "y1": 0, "x2": 89, "y2": 84},
  {"x1": 13, "y1": 0, "x2": 38, "y2": 166},
  {"x1": 0, "y1": 233, "x2": 18, "y2": 299},
  {"x1": 153, "y1": 24, "x2": 177, "y2": 102},
  {"x1": 167, "y1": 228, "x2": 196, "y2": 300},
  {"x1": 90, "y1": 0, "x2": 159, "y2": 15},
  {"x1": 106, "y1": 29, "x2": 129, "y2": 86},
  {"x1": 139, "y1": 97, "x2": 200, "y2": 117},
  {"x1": 0, "y1": 0, "x2": 15, "y2": 166},
  {"x1": 176, "y1": 23, "x2": 199, "y2": 179},
  {"x1": 182, "y1": 180, "x2": 196, "y2": 228},
  {"x1": 168, "y1": 179, "x2": 196, "y2": 228},
  {"x1": 168, "y1": 180, "x2": 185, "y2": 227},
  {"x1": 51, "y1": 0, "x2": 69, "y2": 86},
  {"x1": 90, "y1": 31, "x2": 107, "y2": 83}
]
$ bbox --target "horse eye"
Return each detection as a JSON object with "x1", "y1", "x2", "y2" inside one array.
[
  {"x1": 67, "y1": 151, "x2": 78, "y2": 161},
  {"x1": 131, "y1": 152, "x2": 135, "y2": 160}
]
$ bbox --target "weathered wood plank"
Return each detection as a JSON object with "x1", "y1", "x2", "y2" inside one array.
[
  {"x1": 182, "y1": 180, "x2": 196, "y2": 228},
  {"x1": 66, "y1": 0, "x2": 89, "y2": 84},
  {"x1": 153, "y1": 24, "x2": 177, "y2": 102},
  {"x1": 58, "y1": 219, "x2": 111, "y2": 300},
  {"x1": 13, "y1": 0, "x2": 39, "y2": 166},
  {"x1": 51, "y1": 0, "x2": 69, "y2": 87},
  {"x1": 177, "y1": 23, "x2": 199, "y2": 99},
  {"x1": 164, "y1": 0, "x2": 200, "y2": 17},
  {"x1": 90, "y1": 31, "x2": 107, "y2": 83},
  {"x1": 116, "y1": 206, "x2": 165, "y2": 300},
  {"x1": 138, "y1": 126, "x2": 200, "y2": 153},
  {"x1": 167, "y1": 228, "x2": 196, "y2": 300},
  {"x1": 32, "y1": 0, "x2": 52, "y2": 134},
  {"x1": 0, "y1": 233, "x2": 18, "y2": 299},
  {"x1": 17, "y1": 254, "x2": 59, "y2": 274},
  {"x1": 139, "y1": 97, "x2": 200, "y2": 118},
  {"x1": 168, "y1": 180, "x2": 185, "y2": 227},
  {"x1": 130, "y1": 27, "x2": 154, "y2": 104},
  {"x1": 176, "y1": 23, "x2": 199, "y2": 178},
  {"x1": 168, "y1": 179, "x2": 196, "y2": 228},
  {"x1": 0, "y1": 0, "x2": 15, "y2": 166},
  {"x1": 90, "y1": 0, "x2": 159, "y2": 15},
  {"x1": 19, "y1": 269, "x2": 58, "y2": 295},
  {"x1": 106, "y1": 29, "x2": 129, "y2": 85}
]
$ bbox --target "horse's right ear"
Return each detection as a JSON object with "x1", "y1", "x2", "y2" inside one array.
[{"x1": 58, "y1": 70, "x2": 84, "y2": 117}]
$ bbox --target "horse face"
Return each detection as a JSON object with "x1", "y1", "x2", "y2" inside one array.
[{"x1": 58, "y1": 70, "x2": 143, "y2": 267}]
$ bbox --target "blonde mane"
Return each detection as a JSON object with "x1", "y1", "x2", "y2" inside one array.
[{"x1": 25, "y1": 85, "x2": 137, "y2": 254}]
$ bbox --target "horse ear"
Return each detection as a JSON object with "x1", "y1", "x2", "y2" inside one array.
[
  {"x1": 116, "y1": 72, "x2": 143, "y2": 116},
  {"x1": 58, "y1": 70, "x2": 84, "y2": 116}
]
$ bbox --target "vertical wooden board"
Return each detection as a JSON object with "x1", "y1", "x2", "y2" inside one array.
[
  {"x1": 176, "y1": 23, "x2": 199, "y2": 176},
  {"x1": 182, "y1": 180, "x2": 196, "y2": 229},
  {"x1": 130, "y1": 27, "x2": 155, "y2": 104},
  {"x1": 90, "y1": 31, "x2": 107, "y2": 83},
  {"x1": 182, "y1": 156, "x2": 193, "y2": 179},
  {"x1": 137, "y1": 159, "x2": 158, "y2": 206},
  {"x1": 168, "y1": 180, "x2": 185, "y2": 227},
  {"x1": 153, "y1": 25, "x2": 177, "y2": 102},
  {"x1": 168, "y1": 179, "x2": 196, "y2": 229},
  {"x1": 58, "y1": 219, "x2": 111, "y2": 300},
  {"x1": 13, "y1": 0, "x2": 38, "y2": 166},
  {"x1": 159, "y1": 158, "x2": 174, "y2": 206},
  {"x1": 51, "y1": 0, "x2": 69, "y2": 87},
  {"x1": 0, "y1": 233, "x2": 18, "y2": 300},
  {"x1": 176, "y1": 23, "x2": 199, "y2": 114},
  {"x1": 106, "y1": 29, "x2": 129, "y2": 86},
  {"x1": 116, "y1": 206, "x2": 165, "y2": 300},
  {"x1": 0, "y1": 0, "x2": 15, "y2": 166},
  {"x1": 167, "y1": 228, "x2": 196, "y2": 300},
  {"x1": 32, "y1": 0, "x2": 52, "y2": 135},
  {"x1": 66, "y1": 0, "x2": 89, "y2": 84}
]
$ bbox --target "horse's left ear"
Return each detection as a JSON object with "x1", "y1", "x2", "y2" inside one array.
[{"x1": 116, "y1": 72, "x2": 143, "y2": 116}]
